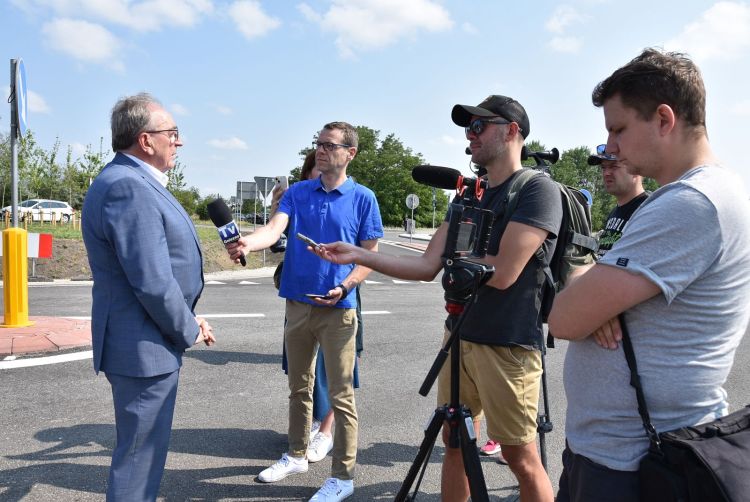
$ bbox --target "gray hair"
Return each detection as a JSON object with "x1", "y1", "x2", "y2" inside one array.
[{"x1": 110, "y1": 92, "x2": 161, "y2": 152}]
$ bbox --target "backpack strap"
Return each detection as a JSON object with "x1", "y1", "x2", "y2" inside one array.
[{"x1": 494, "y1": 168, "x2": 540, "y2": 232}]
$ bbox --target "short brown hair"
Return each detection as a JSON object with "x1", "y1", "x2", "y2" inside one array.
[
  {"x1": 322, "y1": 121, "x2": 358, "y2": 149},
  {"x1": 592, "y1": 48, "x2": 706, "y2": 132}
]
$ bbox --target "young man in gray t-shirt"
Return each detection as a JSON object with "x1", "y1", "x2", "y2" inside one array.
[{"x1": 548, "y1": 49, "x2": 750, "y2": 502}]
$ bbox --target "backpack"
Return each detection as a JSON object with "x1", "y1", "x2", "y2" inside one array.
[{"x1": 496, "y1": 168, "x2": 599, "y2": 330}]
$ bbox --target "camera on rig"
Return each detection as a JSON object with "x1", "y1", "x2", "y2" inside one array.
[
  {"x1": 410, "y1": 164, "x2": 496, "y2": 305},
  {"x1": 441, "y1": 201, "x2": 495, "y2": 305}
]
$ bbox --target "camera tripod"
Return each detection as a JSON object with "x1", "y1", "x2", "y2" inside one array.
[{"x1": 395, "y1": 258, "x2": 492, "y2": 502}]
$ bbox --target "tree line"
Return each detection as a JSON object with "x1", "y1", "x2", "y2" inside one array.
[{"x1": 0, "y1": 127, "x2": 653, "y2": 231}]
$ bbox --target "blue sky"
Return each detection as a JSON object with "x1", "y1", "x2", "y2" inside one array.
[{"x1": 2, "y1": 0, "x2": 750, "y2": 200}]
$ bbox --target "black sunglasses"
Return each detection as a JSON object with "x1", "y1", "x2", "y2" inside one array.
[{"x1": 465, "y1": 118, "x2": 513, "y2": 137}]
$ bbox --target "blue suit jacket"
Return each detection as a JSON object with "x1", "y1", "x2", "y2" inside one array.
[{"x1": 82, "y1": 153, "x2": 204, "y2": 377}]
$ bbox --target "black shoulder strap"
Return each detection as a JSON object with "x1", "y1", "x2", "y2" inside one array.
[
  {"x1": 620, "y1": 314, "x2": 663, "y2": 453},
  {"x1": 494, "y1": 168, "x2": 539, "y2": 231}
]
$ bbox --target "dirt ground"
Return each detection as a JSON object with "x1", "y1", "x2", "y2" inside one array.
[{"x1": 15, "y1": 238, "x2": 283, "y2": 280}]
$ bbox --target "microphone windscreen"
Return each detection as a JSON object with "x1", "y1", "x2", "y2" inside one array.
[
  {"x1": 412, "y1": 165, "x2": 461, "y2": 190},
  {"x1": 207, "y1": 199, "x2": 233, "y2": 227}
]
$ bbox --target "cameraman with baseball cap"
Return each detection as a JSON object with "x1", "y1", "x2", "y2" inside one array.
[{"x1": 315, "y1": 95, "x2": 560, "y2": 502}]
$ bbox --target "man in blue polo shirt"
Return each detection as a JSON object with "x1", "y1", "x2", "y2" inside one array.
[{"x1": 223, "y1": 121, "x2": 382, "y2": 502}]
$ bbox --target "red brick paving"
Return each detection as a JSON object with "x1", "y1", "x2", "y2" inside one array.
[{"x1": 0, "y1": 316, "x2": 91, "y2": 356}]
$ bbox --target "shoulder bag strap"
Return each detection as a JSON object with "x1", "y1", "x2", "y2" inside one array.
[{"x1": 620, "y1": 313, "x2": 663, "y2": 454}]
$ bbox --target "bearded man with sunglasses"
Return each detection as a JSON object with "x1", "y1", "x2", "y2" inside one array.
[
  {"x1": 587, "y1": 145, "x2": 648, "y2": 258},
  {"x1": 224, "y1": 121, "x2": 382, "y2": 502},
  {"x1": 315, "y1": 96, "x2": 560, "y2": 502}
]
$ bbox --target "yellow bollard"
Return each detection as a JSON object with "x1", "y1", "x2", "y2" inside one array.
[{"x1": 2, "y1": 227, "x2": 34, "y2": 327}]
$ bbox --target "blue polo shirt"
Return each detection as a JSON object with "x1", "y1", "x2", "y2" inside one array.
[{"x1": 278, "y1": 176, "x2": 383, "y2": 309}]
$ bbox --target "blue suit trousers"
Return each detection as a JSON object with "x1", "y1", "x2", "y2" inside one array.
[{"x1": 105, "y1": 370, "x2": 180, "y2": 502}]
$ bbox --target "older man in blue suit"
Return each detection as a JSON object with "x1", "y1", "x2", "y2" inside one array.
[{"x1": 83, "y1": 93, "x2": 214, "y2": 501}]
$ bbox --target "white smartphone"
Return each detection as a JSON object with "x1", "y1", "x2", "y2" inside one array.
[
  {"x1": 296, "y1": 232, "x2": 319, "y2": 248},
  {"x1": 275, "y1": 176, "x2": 289, "y2": 190}
]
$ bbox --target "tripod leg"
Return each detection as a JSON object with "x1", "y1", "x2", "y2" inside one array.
[
  {"x1": 536, "y1": 350, "x2": 553, "y2": 471},
  {"x1": 458, "y1": 406, "x2": 490, "y2": 502},
  {"x1": 395, "y1": 407, "x2": 447, "y2": 502}
]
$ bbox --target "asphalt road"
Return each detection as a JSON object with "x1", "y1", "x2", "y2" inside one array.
[{"x1": 1, "y1": 232, "x2": 749, "y2": 501}]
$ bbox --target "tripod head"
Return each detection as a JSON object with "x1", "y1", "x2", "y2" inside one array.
[{"x1": 442, "y1": 257, "x2": 494, "y2": 308}]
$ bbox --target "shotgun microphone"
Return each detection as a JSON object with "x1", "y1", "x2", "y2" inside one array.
[
  {"x1": 411, "y1": 165, "x2": 488, "y2": 191},
  {"x1": 207, "y1": 199, "x2": 246, "y2": 267}
]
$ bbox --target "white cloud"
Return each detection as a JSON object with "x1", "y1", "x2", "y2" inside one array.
[
  {"x1": 665, "y1": 1, "x2": 750, "y2": 62},
  {"x1": 171, "y1": 103, "x2": 190, "y2": 116},
  {"x1": 545, "y1": 5, "x2": 587, "y2": 34},
  {"x1": 229, "y1": 0, "x2": 281, "y2": 39},
  {"x1": 42, "y1": 18, "x2": 124, "y2": 71},
  {"x1": 731, "y1": 99, "x2": 750, "y2": 116},
  {"x1": 441, "y1": 135, "x2": 458, "y2": 145},
  {"x1": 548, "y1": 36, "x2": 583, "y2": 53},
  {"x1": 69, "y1": 142, "x2": 88, "y2": 159},
  {"x1": 28, "y1": 90, "x2": 52, "y2": 114},
  {"x1": 216, "y1": 105, "x2": 233, "y2": 115},
  {"x1": 13, "y1": 0, "x2": 213, "y2": 32},
  {"x1": 208, "y1": 136, "x2": 249, "y2": 150},
  {"x1": 298, "y1": 0, "x2": 453, "y2": 58}
]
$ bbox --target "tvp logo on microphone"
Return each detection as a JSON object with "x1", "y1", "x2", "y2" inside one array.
[{"x1": 217, "y1": 221, "x2": 241, "y2": 245}]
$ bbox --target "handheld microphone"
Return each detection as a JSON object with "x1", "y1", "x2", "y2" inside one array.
[
  {"x1": 411, "y1": 165, "x2": 488, "y2": 191},
  {"x1": 206, "y1": 199, "x2": 246, "y2": 267}
]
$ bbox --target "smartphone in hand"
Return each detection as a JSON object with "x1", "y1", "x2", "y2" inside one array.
[
  {"x1": 296, "y1": 232, "x2": 320, "y2": 248},
  {"x1": 305, "y1": 293, "x2": 332, "y2": 300},
  {"x1": 275, "y1": 176, "x2": 289, "y2": 190}
]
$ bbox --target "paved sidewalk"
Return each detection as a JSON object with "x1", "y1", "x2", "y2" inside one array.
[{"x1": 0, "y1": 316, "x2": 91, "y2": 357}]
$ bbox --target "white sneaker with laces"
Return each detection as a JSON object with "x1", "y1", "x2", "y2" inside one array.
[
  {"x1": 309, "y1": 477, "x2": 354, "y2": 502},
  {"x1": 310, "y1": 419, "x2": 322, "y2": 441},
  {"x1": 307, "y1": 432, "x2": 333, "y2": 462},
  {"x1": 257, "y1": 453, "x2": 308, "y2": 483}
]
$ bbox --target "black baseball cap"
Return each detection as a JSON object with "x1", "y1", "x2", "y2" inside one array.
[{"x1": 452, "y1": 95, "x2": 530, "y2": 139}]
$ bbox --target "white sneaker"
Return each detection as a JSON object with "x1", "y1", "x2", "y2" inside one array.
[
  {"x1": 309, "y1": 478, "x2": 354, "y2": 501},
  {"x1": 310, "y1": 419, "x2": 322, "y2": 441},
  {"x1": 257, "y1": 453, "x2": 308, "y2": 483},
  {"x1": 307, "y1": 432, "x2": 333, "y2": 462}
]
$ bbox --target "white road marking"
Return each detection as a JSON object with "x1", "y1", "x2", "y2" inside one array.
[
  {"x1": 239, "y1": 281, "x2": 260, "y2": 285},
  {"x1": 393, "y1": 280, "x2": 414, "y2": 284},
  {"x1": 1, "y1": 350, "x2": 92, "y2": 369},
  {"x1": 198, "y1": 313, "x2": 265, "y2": 318},
  {"x1": 365, "y1": 280, "x2": 382, "y2": 284},
  {"x1": 205, "y1": 280, "x2": 225, "y2": 285}
]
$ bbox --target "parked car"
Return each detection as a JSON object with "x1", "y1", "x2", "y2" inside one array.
[
  {"x1": 243, "y1": 212, "x2": 269, "y2": 224},
  {"x1": 1, "y1": 199, "x2": 75, "y2": 223}
]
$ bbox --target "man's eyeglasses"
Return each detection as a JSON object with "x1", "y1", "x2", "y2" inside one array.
[
  {"x1": 146, "y1": 128, "x2": 180, "y2": 144},
  {"x1": 465, "y1": 118, "x2": 513, "y2": 138},
  {"x1": 596, "y1": 144, "x2": 617, "y2": 161},
  {"x1": 313, "y1": 141, "x2": 351, "y2": 152}
]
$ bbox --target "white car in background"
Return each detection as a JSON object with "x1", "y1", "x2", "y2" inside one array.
[{"x1": 1, "y1": 199, "x2": 75, "y2": 223}]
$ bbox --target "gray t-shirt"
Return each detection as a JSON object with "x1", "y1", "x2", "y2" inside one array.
[{"x1": 564, "y1": 164, "x2": 750, "y2": 471}]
